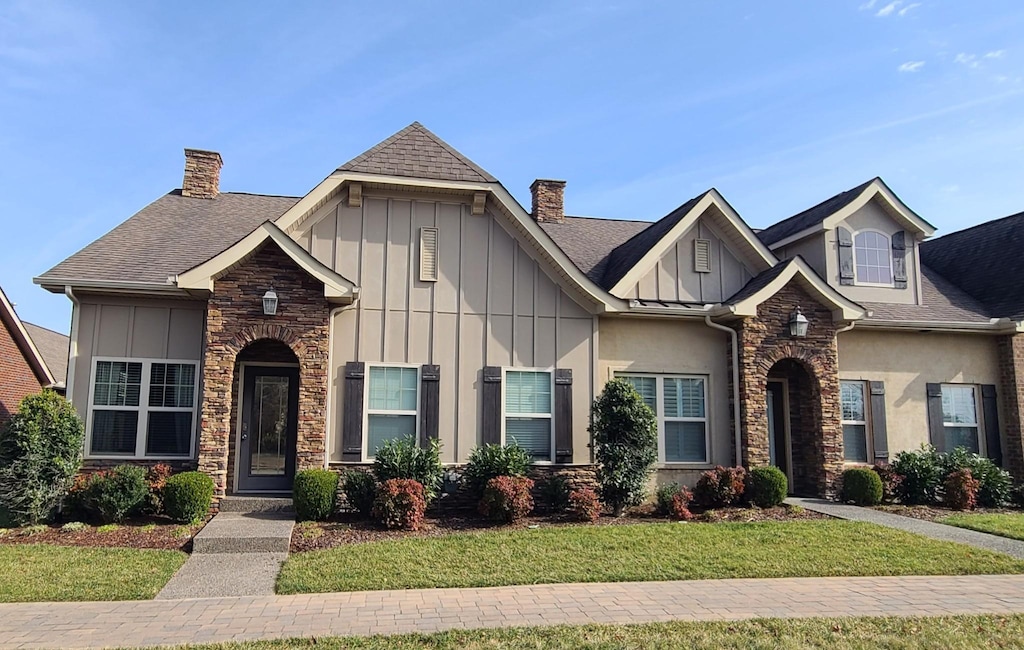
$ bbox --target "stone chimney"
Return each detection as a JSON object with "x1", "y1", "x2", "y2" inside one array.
[
  {"x1": 182, "y1": 148, "x2": 223, "y2": 199},
  {"x1": 530, "y1": 179, "x2": 566, "y2": 223}
]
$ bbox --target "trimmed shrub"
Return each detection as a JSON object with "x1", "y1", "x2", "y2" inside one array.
[
  {"x1": 539, "y1": 475, "x2": 571, "y2": 514},
  {"x1": 479, "y1": 476, "x2": 535, "y2": 523},
  {"x1": 840, "y1": 468, "x2": 883, "y2": 506},
  {"x1": 163, "y1": 472, "x2": 214, "y2": 524},
  {"x1": 890, "y1": 445, "x2": 942, "y2": 505},
  {"x1": 0, "y1": 390, "x2": 85, "y2": 525},
  {"x1": 873, "y1": 463, "x2": 903, "y2": 504},
  {"x1": 940, "y1": 447, "x2": 1013, "y2": 507},
  {"x1": 293, "y1": 469, "x2": 339, "y2": 522},
  {"x1": 462, "y1": 443, "x2": 531, "y2": 500},
  {"x1": 670, "y1": 487, "x2": 694, "y2": 521},
  {"x1": 655, "y1": 483, "x2": 681, "y2": 516},
  {"x1": 341, "y1": 471, "x2": 377, "y2": 518},
  {"x1": 746, "y1": 466, "x2": 788, "y2": 507},
  {"x1": 693, "y1": 466, "x2": 746, "y2": 508},
  {"x1": 944, "y1": 469, "x2": 980, "y2": 511},
  {"x1": 372, "y1": 478, "x2": 427, "y2": 530},
  {"x1": 590, "y1": 379, "x2": 658, "y2": 516},
  {"x1": 144, "y1": 464, "x2": 173, "y2": 515},
  {"x1": 84, "y1": 465, "x2": 149, "y2": 523},
  {"x1": 568, "y1": 487, "x2": 601, "y2": 523},
  {"x1": 373, "y1": 437, "x2": 443, "y2": 503}
]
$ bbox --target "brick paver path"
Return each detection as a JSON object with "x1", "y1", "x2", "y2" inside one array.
[{"x1": 4, "y1": 574, "x2": 1024, "y2": 649}]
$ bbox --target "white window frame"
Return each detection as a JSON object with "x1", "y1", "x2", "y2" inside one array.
[
  {"x1": 501, "y1": 367, "x2": 555, "y2": 464},
  {"x1": 853, "y1": 229, "x2": 895, "y2": 287},
  {"x1": 940, "y1": 383, "x2": 984, "y2": 455},
  {"x1": 840, "y1": 380, "x2": 872, "y2": 464},
  {"x1": 363, "y1": 363, "x2": 421, "y2": 461},
  {"x1": 615, "y1": 372, "x2": 710, "y2": 466},
  {"x1": 86, "y1": 356, "x2": 200, "y2": 460}
]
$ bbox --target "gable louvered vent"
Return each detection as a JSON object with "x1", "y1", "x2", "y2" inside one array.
[
  {"x1": 420, "y1": 227, "x2": 439, "y2": 282},
  {"x1": 694, "y1": 239, "x2": 712, "y2": 273}
]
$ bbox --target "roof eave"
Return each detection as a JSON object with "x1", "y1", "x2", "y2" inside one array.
[
  {"x1": 855, "y1": 317, "x2": 1012, "y2": 334},
  {"x1": 0, "y1": 287, "x2": 56, "y2": 386}
]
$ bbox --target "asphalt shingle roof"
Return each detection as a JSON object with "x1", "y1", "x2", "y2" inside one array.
[
  {"x1": 860, "y1": 265, "x2": 993, "y2": 323},
  {"x1": 22, "y1": 322, "x2": 69, "y2": 384},
  {"x1": 757, "y1": 179, "x2": 876, "y2": 247},
  {"x1": 539, "y1": 216, "x2": 652, "y2": 284}
]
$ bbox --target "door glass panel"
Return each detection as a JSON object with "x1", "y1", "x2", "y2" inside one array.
[
  {"x1": 767, "y1": 388, "x2": 777, "y2": 466},
  {"x1": 251, "y1": 375, "x2": 290, "y2": 476}
]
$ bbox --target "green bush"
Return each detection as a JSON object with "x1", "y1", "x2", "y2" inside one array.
[
  {"x1": 890, "y1": 445, "x2": 942, "y2": 505},
  {"x1": 940, "y1": 447, "x2": 1013, "y2": 507},
  {"x1": 293, "y1": 469, "x2": 339, "y2": 522},
  {"x1": 590, "y1": 379, "x2": 658, "y2": 516},
  {"x1": 341, "y1": 471, "x2": 377, "y2": 518},
  {"x1": 539, "y1": 475, "x2": 571, "y2": 513},
  {"x1": 840, "y1": 468, "x2": 883, "y2": 506},
  {"x1": 655, "y1": 483, "x2": 681, "y2": 516},
  {"x1": 462, "y1": 443, "x2": 530, "y2": 500},
  {"x1": 0, "y1": 390, "x2": 84, "y2": 525},
  {"x1": 746, "y1": 466, "x2": 788, "y2": 508},
  {"x1": 84, "y1": 465, "x2": 149, "y2": 523},
  {"x1": 163, "y1": 471, "x2": 214, "y2": 524},
  {"x1": 373, "y1": 437, "x2": 443, "y2": 503}
]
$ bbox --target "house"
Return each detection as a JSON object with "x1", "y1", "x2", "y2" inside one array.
[
  {"x1": 33, "y1": 122, "x2": 1024, "y2": 500},
  {"x1": 0, "y1": 286, "x2": 69, "y2": 423}
]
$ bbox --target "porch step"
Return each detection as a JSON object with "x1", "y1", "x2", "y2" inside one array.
[
  {"x1": 191, "y1": 513, "x2": 294, "y2": 554},
  {"x1": 218, "y1": 496, "x2": 295, "y2": 514}
]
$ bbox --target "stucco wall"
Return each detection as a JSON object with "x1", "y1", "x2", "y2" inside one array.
[{"x1": 837, "y1": 328, "x2": 1002, "y2": 455}]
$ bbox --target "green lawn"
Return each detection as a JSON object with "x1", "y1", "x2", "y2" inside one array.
[
  {"x1": 941, "y1": 513, "x2": 1024, "y2": 541},
  {"x1": 0, "y1": 544, "x2": 187, "y2": 602},
  {"x1": 128, "y1": 615, "x2": 1024, "y2": 649},
  {"x1": 277, "y1": 520, "x2": 1024, "y2": 594}
]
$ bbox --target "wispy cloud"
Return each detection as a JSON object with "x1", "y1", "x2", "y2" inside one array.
[
  {"x1": 876, "y1": 2, "x2": 901, "y2": 17},
  {"x1": 985, "y1": 50, "x2": 1006, "y2": 59},
  {"x1": 898, "y1": 3, "x2": 922, "y2": 16},
  {"x1": 899, "y1": 61, "x2": 925, "y2": 72},
  {"x1": 859, "y1": 0, "x2": 879, "y2": 9}
]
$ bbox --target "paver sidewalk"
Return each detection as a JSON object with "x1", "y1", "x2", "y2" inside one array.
[{"x1": 5, "y1": 574, "x2": 1024, "y2": 649}]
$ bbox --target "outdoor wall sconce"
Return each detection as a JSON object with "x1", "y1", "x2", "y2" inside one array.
[
  {"x1": 262, "y1": 289, "x2": 279, "y2": 316},
  {"x1": 789, "y1": 306, "x2": 809, "y2": 338}
]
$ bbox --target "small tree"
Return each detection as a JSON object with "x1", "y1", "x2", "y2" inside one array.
[
  {"x1": 589, "y1": 379, "x2": 657, "y2": 517},
  {"x1": 0, "y1": 391, "x2": 85, "y2": 525}
]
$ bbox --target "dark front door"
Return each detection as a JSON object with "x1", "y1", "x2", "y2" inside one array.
[
  {"x1": 766, "y1": 379, "x2": 790, "y2": 482},
  {"x1": 238, "y1": 366, "x2": 299, "y2": 492}
]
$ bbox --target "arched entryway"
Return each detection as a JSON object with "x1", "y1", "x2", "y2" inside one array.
[{"x1": 766, "y1": 358, "x2": 825, "y2": 496}]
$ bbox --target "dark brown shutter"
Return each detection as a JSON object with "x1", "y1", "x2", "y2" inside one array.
[
  {"x1": 837, "y1": 226, "x2": 855, "y2": 285},
  {"x1": 982, "y1": 384, "x2": 1002, "y2": 465},
  {"x1": 342, "y1": 361, "x2": 365, "y2": 461},
  {"x1": 420, "y1": 365, "x2": 440, "y2": 447},
  {"x1": 926, "y1": 382, "x2": 945, "y2": 452},
  {"x1": 869, "y1": 381, "x2": 889, "y2": 462},
  {"x1": 481, "y1": 366, "x2": 502, "y2": 446},
  {"x1": 554, "y1": 368, "x2": 573, "y2": 464},
  {"x1": 892, "y1": 231, "x2": 908, "y2": 289}
]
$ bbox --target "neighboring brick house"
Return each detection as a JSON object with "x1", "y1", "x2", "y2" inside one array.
[
  {"x1": 31, "y1": 122, "x2": 1024, "y2": 501},
  {"x1": 0, "y1": 286, "x2": 68, "y2": 423}
]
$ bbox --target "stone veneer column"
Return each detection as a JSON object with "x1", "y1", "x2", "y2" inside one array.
[
  {"x1": 733, "y1": 281, "x2": 844, "y2": 497},
  {"x1": 198, "y1": 243, "x2": 330, "y2": 500},
  {"x1": 998, "y1": 334, "x2": 1024, "y2": 480}
]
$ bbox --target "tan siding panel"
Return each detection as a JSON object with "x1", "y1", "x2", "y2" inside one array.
[
  {"x1": 457, "y1": 314, "x2": 486, "y2": 459},
  {"x1": 96, "y1": 305, "x2": 130, "y2": 357},
  {"x1": 336, "y1": 204, "x2": 362, "y2": 284},
  {"x1": 460, "y1": 206, "x2": 488, "y2": 314},
  {"x1": 487, "y1": 315, "x2": 513, "y2": 366},
  {"x1": 360, "y1": 198, "x2": 388, "y2": 310},
  {"x1": 408, "y1": 311, "x2": 431, "y2": 363},
  {"x1": 489, "y1": 224, "x2": 515, "y2": 316},
  {"x1": 677, "y1": 234, "x2": 701, "y2": 301},
  {"x1": 536, "y1": 316, "x2": 556, "y2": 367},
  {"x1": 167, "y1": 308, "x2": 204, "y2": 359},
  {"x1": 515, "y1": 247, "x2": 535, "y2": 316},
  {"x1": 514, "y1": 316, "x2": 534, "y2": 367},
  {"x1": 129, "y1": 307, "x2": 169, "y2": 358},
  {"x1": 536, "y1": 270, "x2": 558, "y2": 317},
  {"x1": 311, "y1": 211, "x2": 336, "y2": 267},
  {"x1": 386, "y1": 200, "x2": 412, "y2": 311},
  {"x1": 359, "y1": 308, "x2": 384, "y2": 362},
  {"x1": 637, "y1": 267, "x2": 657, "y2": 299},
  {"x1": 73, "y1": 303, "x2": 98, "y2": 415},
  {"x1": 435, "y1": 203, "x2": 461, "y2": 314},
  {"x1": 410, "y1": 202, "x2": 436, "y2": 312},
  {"x1": 432, "y1": 312, "x2": 458, "y2": 463},
  {"x1": 384, "y1": 310, "x2": 408, "y2": 362}
]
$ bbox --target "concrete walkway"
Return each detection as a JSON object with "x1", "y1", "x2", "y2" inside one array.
[
  {"x1": 787, "y1": 497, "x2": 1024, "y2": 559},
  {"x1": 5, "y1": 574, "x2": 1024, "y2": 649}
]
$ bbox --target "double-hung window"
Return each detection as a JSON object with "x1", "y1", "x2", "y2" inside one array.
[
  {"x1": 365, "y1": 365, "x2": 419, "y2": 459},
  {"x1": 941, "y1": 384, "x2": 981, "y2": 454},
  {"x1": 840, "y1": 381, "x2": 870, "y2": 463},
  {"x1": 89, "y1": 358, "x2": 198, "y2": 458},
  {"x1": 617, "y1": 374, "x2": 709, "y2": 464},
  {"x1": 504, "y1": 370, "x2": 553, "y2": 462}
]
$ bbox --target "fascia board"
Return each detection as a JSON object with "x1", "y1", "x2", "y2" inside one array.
[
  {"x1": 0, "y1": 288, "x2": 56, "y2": 386},
  {"x1": 729, "y1": 258, "x2": 865, "y2": 321}
]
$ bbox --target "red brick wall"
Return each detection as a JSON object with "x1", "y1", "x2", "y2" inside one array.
[{"x1": 0, "y1": 318, "x2": 44, "y2": 425}]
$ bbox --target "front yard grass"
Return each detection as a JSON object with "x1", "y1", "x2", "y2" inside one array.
[
  {"x1": 0, "y1": 544, "x2": 187, "y2": 602},
  {"x1": 941, "y1": 513, "x2": 1024, "y2": 541},
  {"x1": 277, "y1": 520, "x2": 1024, "y2": 594},
  {"x1": 128, "y1": 615, "x2": 1024, "y2": 649}
]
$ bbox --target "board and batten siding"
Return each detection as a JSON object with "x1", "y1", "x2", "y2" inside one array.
[
  {"x1": 301, "y1": 192, "x2": 596, "y2": 464},
  {"x1": 70, "y1": 297, "x2": 206, "y2": 419},
  {"x1": 630, "y1": 218, "x2": 754, "y2": 303}
]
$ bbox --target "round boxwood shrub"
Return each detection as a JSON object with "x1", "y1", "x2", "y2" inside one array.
[
  {"x1": 341, "y1": 470, "x2": 377, "y2": 518},
  {"x1": 746, "y1": 466, "x2": 788, "y2": 507},
  {"x1": 293, "y1": 469, "x2": 339, "y2": 522},
  {"x1": 163, "y1": 471, "x2": 214, "y2": 524},
  {"x1": 840, "y1": 467, "x2": 883, "y2": 506},
  {"x1": 85, "y1": 465, "x2": 150, "y2": 523}
]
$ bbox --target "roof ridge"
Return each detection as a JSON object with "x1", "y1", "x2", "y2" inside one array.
[
  {"x1": 562, "y1": 214, "x2": 653, "y2": 224},
  {"x1": 758, "y1": 178, "x2": 877, "y2": 245},
  {"x1": 22, "y1": 321, "x2": 69, "y2": 337},
  {"x1": 923, "y1": 209, "x2": 1024, "y2": 246}
]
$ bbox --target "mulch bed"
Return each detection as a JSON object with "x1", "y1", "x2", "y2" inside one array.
[
  {"x1": 875, "y1": 504, "x2": 1024, "y2": 522},
  {"x1": 0, "y1": 517, "x2": 206, "y2": 551},
  {"x1": 291, "y1": 504, "x2": 827, "y2": 552}
]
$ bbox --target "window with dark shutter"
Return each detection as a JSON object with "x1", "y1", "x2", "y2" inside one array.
[
  {"x1": 837, "y1": 226, "x2": 855, "y2": 285},
  {"x1": 982, "y1": 384, "x2": 1002, "y2": 466},
  {"x1": 341, "y1": 361, "x2": 365, "y2": 462},
  {"x1": 869, "y1": 381, "x2": 889, "y2": 462},
  {"x1": 420, "y1": 365, "x2": 440, "y2": 447},
  {"x1": 554, "y1": 369, "x2": 573, "y2": 463},
  {"x1": 481, "y1": 366, "x2": 502, "y2": 446},
  {"x1": 925, "y1": 382, "x2": 946, "y2": 452},
  {"x1": 892, "y1": 231, "x2": 908, "y2": 289}
]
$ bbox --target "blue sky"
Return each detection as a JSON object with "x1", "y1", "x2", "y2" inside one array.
[{"x1": 1, "y1": 1, "x2": 1022, "y2": 333}]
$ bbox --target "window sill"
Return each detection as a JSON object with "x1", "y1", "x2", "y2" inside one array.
[
  {"x1": 85, "y1": 455, "x2": 194, "y2": 461},
  {"x1": 657, "y1": 462, "x2": 714, "y2": 470}
]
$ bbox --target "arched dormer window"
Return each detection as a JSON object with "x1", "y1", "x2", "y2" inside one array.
[{"x1": 853, "y1": 230, "x2": 893, "y2": 285}]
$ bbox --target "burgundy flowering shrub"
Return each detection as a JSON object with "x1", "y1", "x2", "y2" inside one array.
[
  {"x1": 144, "y1": 463, "x2": 173, "y2": 515},
  {"x1": 944, "y1": 469, "x2": 980, "y2": 511},
  {"x1": 873, "y1": 463, "x2": 903, "y2": 504},
  {"x1": 568, "y1": 487, "x2": 601, "y2": 522},
  {"x1": 372, "y1": 478, "x2": 426, "y2": 530},
  {"x1": 693, "y1": 466, "x2": 746, "y2": 508},
  {"x1": 670, "y1": 487, "x2": 694, "y2": 521},
  {"x1": 478, "y1": 476, "x2": 535, "y2": 523}
]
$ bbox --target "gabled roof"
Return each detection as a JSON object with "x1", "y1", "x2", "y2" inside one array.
[
  {"x1": 176, "y1": 222, "x2": 356, "y2": 302},
  {"x1": 22, "y1": 323, "x2": 69, "y2": 385},
  {"x1": 920, "y1": 210, "x2": 1024, "y2": 319},
  {"x1": 0, "y1": 286, "x2": 59, "y2": 387},
  {"x1": 758, "y1": 178, "x2": 935, "y2": 248},
  {"x1": 337, "y1": 122, "x2": 497, "y2": 183}
]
